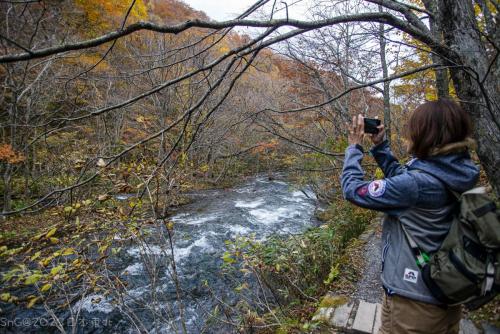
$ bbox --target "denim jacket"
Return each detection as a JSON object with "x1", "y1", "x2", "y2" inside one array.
[{"x1": 341, "y1": 140, "x2": 479, "y2": 304}]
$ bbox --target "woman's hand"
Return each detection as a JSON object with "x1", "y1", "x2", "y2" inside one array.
[
  {"x1": 370, "y1": 123, "x2": 385, "y2": 145},
  {"x1": 348, "y1": 114, "x2": 365, "y2": 146}
]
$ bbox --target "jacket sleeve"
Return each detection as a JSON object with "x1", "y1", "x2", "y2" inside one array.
[
  {"x1": 341, "y1": 144, "x2": 418, "y2": 212},
  {"x1": 369, "y1": 140, "x2": 406, "y2": 177}
]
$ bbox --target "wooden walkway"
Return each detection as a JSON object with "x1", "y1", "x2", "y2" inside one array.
[{"x1": 312, "y1": 295, "x2": 484, "y2": 334}]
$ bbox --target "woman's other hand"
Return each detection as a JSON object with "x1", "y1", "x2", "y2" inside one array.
[
  {"x1": 348, "y1": 114, "x2": 365, "y2": 146},
  {"x1": 371, "y1": 124, "x2": 385, "y2": 145}
]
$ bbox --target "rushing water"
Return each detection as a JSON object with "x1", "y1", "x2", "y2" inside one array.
[{"x1": 6, "y1": 175, "x2": 320, "y2": 333}]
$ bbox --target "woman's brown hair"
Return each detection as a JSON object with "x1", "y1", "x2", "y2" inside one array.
[{"x1": 407, "y1": 99, "x2": 472, "y2": 159}]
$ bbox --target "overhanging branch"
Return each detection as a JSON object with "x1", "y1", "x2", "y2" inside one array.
[{"x1": 0, "y1": 12, "x2": 445, "y2": 63}]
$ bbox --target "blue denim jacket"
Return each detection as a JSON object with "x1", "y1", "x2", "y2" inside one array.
[{"x1": 341, "y1": 140, "x2": 479, "y2": 303}]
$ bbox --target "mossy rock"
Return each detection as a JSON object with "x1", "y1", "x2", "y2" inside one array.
[{"x1": 319, "y1": 294, "x2": 348, "y2": 308}]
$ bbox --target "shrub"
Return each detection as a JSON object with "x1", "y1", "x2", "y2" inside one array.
[{"x1": 222, "y1": 199, "x2": 376, "y2": 331}]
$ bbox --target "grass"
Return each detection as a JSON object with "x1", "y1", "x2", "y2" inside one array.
[{"x1": 222, "y1": 199, "x2": 376, "y2": 333}]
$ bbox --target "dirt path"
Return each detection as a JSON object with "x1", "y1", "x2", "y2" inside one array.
[{"x1": 351, "y1": 224, "x2": 383, "y2": 304}]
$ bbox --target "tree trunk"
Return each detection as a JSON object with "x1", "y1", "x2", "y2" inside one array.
[
  {"x1": 379, "y1": 5, "x2": 391, "y2": 143},
  {"x1": 3, "y1": 164, "x2": 13, "y2": 214},
  {"x1": 422, "y1": 0, "x2": 450, "y2": 98},
  {"x1": 438, "y1": 0, "x2": 500, "y2": 195}
]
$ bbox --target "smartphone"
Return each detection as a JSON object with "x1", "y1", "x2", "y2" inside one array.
[{"x1": 364, "y1": 118, "x2": 381, "y2": 134}]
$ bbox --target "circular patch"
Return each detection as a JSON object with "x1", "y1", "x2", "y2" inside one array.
[{"x1": 368, "y1": 180, "x2": 386, "y2": 197}]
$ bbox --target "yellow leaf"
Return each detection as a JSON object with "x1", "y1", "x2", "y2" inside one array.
[
  {"x1": 98, "y1": 245, "x2": 108, "y2": 254},
  {"x1": 30, "y1": 251, "x2": 41, "y2": 261},
  {"x1": 235, "y1": 283, "x2": 249, "y2": 292},
  {"x1": 5, "y1": 247, "x2": 22, "y2": 256},
  {"x1": 0, "y1": 292, "x2": 10, "y2": 302},
  {"x1": 40, "y1": 283, "x2": 52, "y2": 292},
  {"x1": 222, "y1": 252, "x2": 235, "y2": 264},
  {"x1": 24, "y1": 273, "x2": 43, "y2": 285},
  {"x1": 45, "y1": 227, "x2": 57, "y2": 238},
  {"x1": 27, "y1": 296, "x2": 39, "y2": 308},
  {"x1": 39, "y1": 256, "x2": 53, "y2": 267},
  {"x1": 50, "y1": 265, "x2": 63, "y2": 276},
  {"x1": 49, "y1": 237, "x2": 59, "y2": 244},
  {"x1": 61, "y1": 248, "x2": 75, "y2": 256}
]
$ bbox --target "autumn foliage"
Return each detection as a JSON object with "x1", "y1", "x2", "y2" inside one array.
[{"x1": 0, "y1": 144, "x2": 24, "y2": 164}]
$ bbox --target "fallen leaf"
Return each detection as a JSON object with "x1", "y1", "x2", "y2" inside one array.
[
  {"x1": 27, "y1": 296, "x2": 39, "y2": 308},
  {"x1": 45, "y1": 227, "x2": 57, "y2": 238},
  {"x1": 97, "y1": 158, "x2": 106, "y2": 167}
]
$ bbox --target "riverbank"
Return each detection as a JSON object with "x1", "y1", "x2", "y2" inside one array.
[
  {"x1": 219, "y1": 199, "x2": 377, "y2": 333},
  {"x1": 229, "y1": 208, "x2": 499, "y2": 333}
]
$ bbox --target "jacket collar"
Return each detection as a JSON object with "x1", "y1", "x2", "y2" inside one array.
[{"x1": 429, "y1": 137, "x2": 476, "y2": 156}]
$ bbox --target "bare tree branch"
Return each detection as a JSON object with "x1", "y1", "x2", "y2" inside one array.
[
  {"x1": 0, "y1": 12, "x2": 445, "y2": 63},
  {"x1": 266, "y1": 63, "x2": 454, "y2": 115}
]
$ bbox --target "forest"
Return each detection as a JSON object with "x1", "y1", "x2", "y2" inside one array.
[{"x1": 0, "y1": 0, "x2": 498, "y2": 333}]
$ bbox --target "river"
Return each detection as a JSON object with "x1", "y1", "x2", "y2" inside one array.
[{"x1": 8, "y1": 175, "x2": 320, "y2": 333}]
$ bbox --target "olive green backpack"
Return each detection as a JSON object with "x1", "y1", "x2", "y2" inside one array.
[{"x1": 402, "y1": 187, "x2": 500, "y2": 310}]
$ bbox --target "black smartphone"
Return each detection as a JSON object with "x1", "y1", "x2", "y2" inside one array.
[{"x1": 364, "y1": 118, "x2": 381, "y2": 134}]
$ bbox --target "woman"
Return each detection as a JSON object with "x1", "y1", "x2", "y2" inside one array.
[{"x1": 341, "y1": 99, "x2": 479, "y2": 333}]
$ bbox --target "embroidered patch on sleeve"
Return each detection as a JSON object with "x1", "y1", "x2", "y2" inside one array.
[
  {"x1": 403, "y1": 268, "x2": 419, "y2": 284},
  {"x1": 356, "y1": 185, "x2": 369, "y2": 197},
  {"x1": 368, "y1": 180, "x2": 386, "y2": 197}
]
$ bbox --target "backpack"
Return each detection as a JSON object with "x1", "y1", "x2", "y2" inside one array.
[{"x1": 401, "y1": 186, "x2": 500, "y2": 310}]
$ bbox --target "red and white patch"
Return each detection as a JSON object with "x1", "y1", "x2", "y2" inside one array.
[
  {"x1": 356, "y1": 185, "x2": 369, "y2": 197},
  {"x1": 368, "y1": 180, "x2": 386, "y2": 197}
]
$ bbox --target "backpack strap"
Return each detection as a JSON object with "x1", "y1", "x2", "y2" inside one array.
[
  {"x1": 474, "y1": 202, "x2": 497, "y2": 217},
  {"x1": 400, "y1": 224, "x2": 429, "y2": 269},
  {"x1": 447, "y1": 188, "x2": 461, "y2": 200},
  {"x1": 400, "y1": 169, "x2": 455, "y2": 269},
  {"x1": 400, "y1": 224, "x2": 455, "y2": 305}
]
